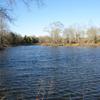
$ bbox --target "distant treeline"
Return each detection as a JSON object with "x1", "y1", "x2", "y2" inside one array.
[
  {"x1": 39, "y1": 22, "x2": 100, "y2": 46},
  {"x1": 1, "y1": 21, "x2": 100, "y2": 50},
  {"x1": 0, "y1": 1, "x2": 100, "y2": 49},
  {"x1": 0, "y1": 32, "x2": 39, "y2": 49},
  {"x1": 0, "y1": 7, "x2": 39, "y2": 50}
]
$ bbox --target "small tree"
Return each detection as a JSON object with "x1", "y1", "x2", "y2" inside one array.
[
  {"x1": 63, "y1": 27, "x2": 76, "y2": 44},
  {"x1": 45, "y1": 21, "x2": 64, "y2": 43},
  {"x1": 87, "y1": 27, "x2": 97, "y2": 43},
  {"x1": 0, "y1": 11, "x2": 9, "y2": 47}
]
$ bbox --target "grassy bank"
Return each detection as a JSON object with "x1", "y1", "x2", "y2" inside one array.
[
  {"x1": 0, "y1": 42, "x2": 100, "y2": 51},
  {"x1": 40, "y1": 42, "x2": 100, "y2": 47}
]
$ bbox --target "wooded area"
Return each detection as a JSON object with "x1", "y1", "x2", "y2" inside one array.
[
  {"x1": 39, "y1": 22, "x2": 100, "y2": 46},
  {"x1": 0, "y1": 0, "x2": 41, "y2": 49},
  {"x1": 0, "y1": 0, "x2": 100, "y2": 50}
]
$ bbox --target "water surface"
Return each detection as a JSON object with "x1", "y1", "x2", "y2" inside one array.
[{"x1": 0, "y1": 46, "x2": 100, "y2": 100}]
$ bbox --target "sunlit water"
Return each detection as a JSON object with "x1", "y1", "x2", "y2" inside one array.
[{"x1": 0, "y1": 46, "x2": 100, "y2": 100}]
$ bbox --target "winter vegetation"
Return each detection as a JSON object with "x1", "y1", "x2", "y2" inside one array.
[
  {"x1": 0, "y1": 0, "x2": 100, "y2": 50},
  {"x1": 0, "y1": 0, "x2": 41, "y2": 50},
  {"x1": 0, "y1": 20, "x2": 100, "y2": 50},
  {"x1": 0, "y1": 11, "x2": 39, "y2": 50},
  {"x1": 39, "y1": 22, "x2": 100, "y2": 47}
]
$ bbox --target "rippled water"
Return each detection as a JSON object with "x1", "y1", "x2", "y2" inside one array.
[{"x1": 0, "y1": 46, "x2": 100, "y2": 100}]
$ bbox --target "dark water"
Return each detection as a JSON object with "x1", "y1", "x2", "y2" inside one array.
[{"x1": 0, "y1": 46, "x2": 100, "y2": 100}]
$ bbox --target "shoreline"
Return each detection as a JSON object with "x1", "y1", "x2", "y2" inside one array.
[
  {"x1": 0, "y1": 43, "x2": 100, "y2": 51},
  {"x1": 39, "y1": 43, "x2": 100, "y2": 47}
]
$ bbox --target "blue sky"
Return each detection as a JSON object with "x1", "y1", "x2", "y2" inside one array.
[{"x1": 9, "y1": 0, "x2": 100, "y2": 36}]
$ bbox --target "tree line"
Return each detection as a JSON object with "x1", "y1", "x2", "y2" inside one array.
[
  {"x1": 0, "y1": 31, "x2": 39, "y2": 49},
  {"x1": 39, "y1": 22, "x2": 100, "y2": 46},
  {"x1": 0, "y1": 0, "x2": 39, "y2": 49},
  {"x1": 0, "y1": 9, "x2": 39, "y2": 50},
  {"x1": 1, "y1": 0, "x2": 100, "y2": 48},
  {"x1": 0, "y1": 0, "x2": 42, "y2": 49},
  {"x1": 0, "y1": 11, "x2": 39, "y2": 48},
  {"x1": 1, "y1": 21, "x2": 100, "y2": 49}
]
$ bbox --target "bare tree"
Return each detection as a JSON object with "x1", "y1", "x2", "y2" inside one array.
[
  {"x1": 0, "y1": 0, "x2": 44, "y2": 21},
  {"x1": 0, "y1": 11, "x2": 9, "y2": 47},
  {"x1": 87, "y1": 27, "x2": 98, "y2": 43},
  {"x1": 0, "y1": 0, "x2": 44, "y2": 49},
  {"x1": 63, "y1": 27, "x2": 76, "y2": 44},
  {"x1": 45, "y1": 21, "x2": 64, "y2": 43},
  {"x1": 63, "y1": 28, "x2": 70, "y2": 43}
]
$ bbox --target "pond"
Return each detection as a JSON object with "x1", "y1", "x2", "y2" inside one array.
[{"x1": 0, "y1": 46, "x2": 100, "y2": 100}]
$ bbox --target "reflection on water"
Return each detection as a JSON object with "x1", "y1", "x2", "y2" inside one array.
[{"x1": 0, "y1": 46, "x2": 100, "y2": 100}]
